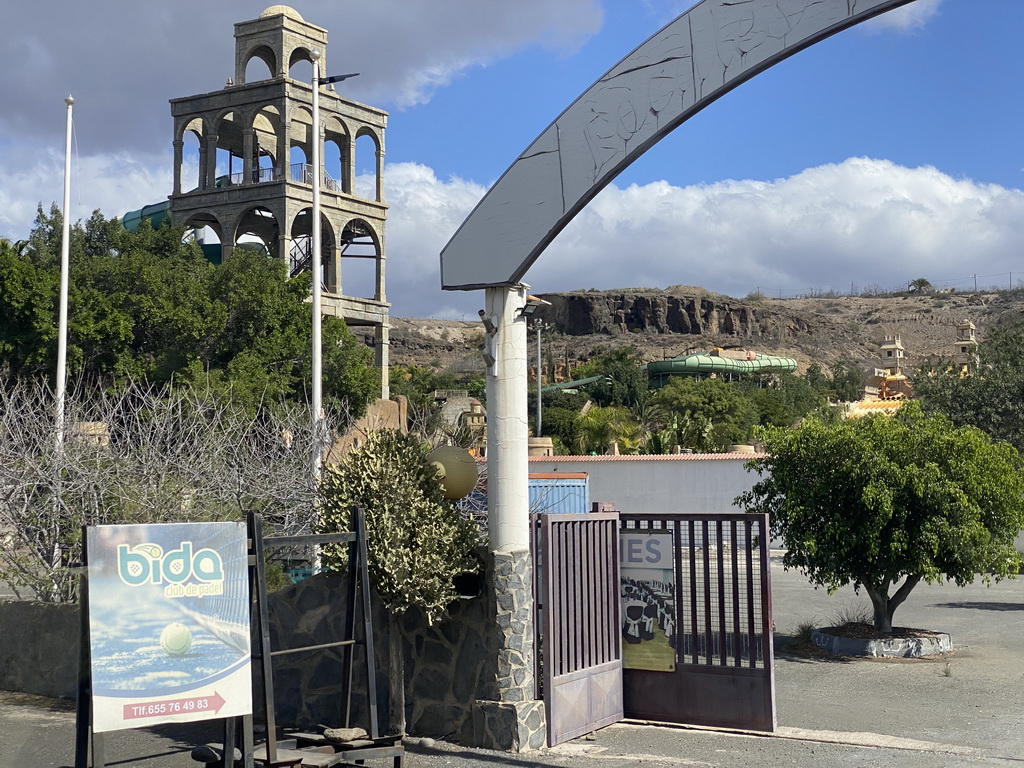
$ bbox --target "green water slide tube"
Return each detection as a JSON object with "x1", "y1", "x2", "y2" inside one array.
[
  {"x1": 646, "y1": 353, "x2": 797, "y2": 387},
  {"x1": 121, "y1": 201, "x2": 170, "y2": 233}
]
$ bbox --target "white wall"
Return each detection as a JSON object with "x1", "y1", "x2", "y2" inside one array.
[{"x1": 527, "y1": 454, "x2": 761, "y2": 515}]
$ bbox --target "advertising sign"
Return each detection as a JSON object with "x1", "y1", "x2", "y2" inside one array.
[
  {"x1": 619, "y1": 530, "x2": 676, "y2": 672},
  {"x1": 85, "y1": 522, "x2": 252, "y2": 733}
]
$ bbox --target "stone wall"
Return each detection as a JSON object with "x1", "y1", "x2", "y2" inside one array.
[
  {"x1": 0, "y1": 600, "x2": 80, "y2": 699},
  {"x1": 1, "y1": 551, "x2": 542, "y2": 750}
]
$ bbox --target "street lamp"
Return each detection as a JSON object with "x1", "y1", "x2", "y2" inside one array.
[
  {"x1": 55, "y1": 94, "x2": 74, "y2": 451},
  {"x1": 309, "y1": 49, "x2": 358, "y2": 475},
  {"x1": 531, "y1": 319, "x2": 544, "y2": 438}
]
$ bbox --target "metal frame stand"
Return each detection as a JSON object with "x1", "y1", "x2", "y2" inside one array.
[{"x1": 248, "y1": 508, "x2": 403, "y2": 768}]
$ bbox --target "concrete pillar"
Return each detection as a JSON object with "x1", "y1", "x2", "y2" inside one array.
[
  {"x1": 204, "y1": 133, "x2": 219, "y2": 189},
  {"x1": 485, "y1": 284, "x2": 529, "y2": 553},
  {"x1": 375, "y1": 148, "x2": 385, "y2": 203},
  {"x1": 472, "y1": 284, "x2": 546, "y2": 751},
  {"x1": 376, "y1": 323, "x2": 390, "y2": 400},
  {"x1": 344, "y1": 135, "x2": 356, "y2": 195},
  {"x1": 172, "y1": 140, "x2": 183, "y2": 196},
  {"x1": 242, "y1": 129, "x2": 255, "y2": 185}
]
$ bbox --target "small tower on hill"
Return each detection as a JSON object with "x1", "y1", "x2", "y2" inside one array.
[
  {"x1": 953, "y1": 320, "x2": 979, "y2": 374},
  {"x1": 167, "y1": 5, "x2": 390, "y2": 397},
  {"x1": 879, "y1": 334, "x2": 905, "y2": 376}
]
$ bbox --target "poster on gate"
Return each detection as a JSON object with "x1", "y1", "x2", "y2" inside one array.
[
  {"x1": 619, "y1": 530, "x2": 676, "y2": 672},
  {"x1": 85, "y1": 522, "x2": 252, "y2": 733}
]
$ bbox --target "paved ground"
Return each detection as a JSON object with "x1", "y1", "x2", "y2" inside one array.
[{"x1": 5, "y1": 561, "x2": 1024, "y2": 767}]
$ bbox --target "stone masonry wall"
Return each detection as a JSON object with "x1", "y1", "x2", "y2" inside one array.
[{"x1": 3, "y1": 550, "x2": 543, "y2": 750}]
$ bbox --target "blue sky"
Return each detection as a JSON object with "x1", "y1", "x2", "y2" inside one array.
[{"x1": 1, "y1": 0, "x2": 1022, "y2": 319}]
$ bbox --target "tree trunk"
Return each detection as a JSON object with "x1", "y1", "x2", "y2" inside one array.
[
  {"x1": 865, "y1": 575, "x2": 922, "y2": 634},
  {"x1": 866, "y1": 587, "x2": 893, "y2": 633},
  {"x1": 387, "y1": 614, "x2": 406, "y2": 736}
]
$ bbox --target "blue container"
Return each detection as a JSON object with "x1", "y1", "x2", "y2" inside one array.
[{"x1": 528, "y1": 473, "x2": 589, "y2": 515}]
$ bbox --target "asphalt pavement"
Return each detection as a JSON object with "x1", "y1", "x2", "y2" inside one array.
[{"x1": 4, "y1": 560, "x2": 1024, "y2": 767}]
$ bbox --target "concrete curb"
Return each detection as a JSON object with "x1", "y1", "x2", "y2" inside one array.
[{"x1": 811, "y1": 629, "x2": 952, "y2": 657}]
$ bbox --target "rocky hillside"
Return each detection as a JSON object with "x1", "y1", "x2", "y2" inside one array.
[{"x1": 378, "y1": 286, "x2": 1024, "y2": 376}]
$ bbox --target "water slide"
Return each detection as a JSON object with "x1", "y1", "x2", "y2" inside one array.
[
  {"x1": 646, "y1": 352, "x2": 797, "y2": 388},
  {"x1": 540, "y1": 351, "x2": 798, "y2": 394},
  {"x1": 121, "y1": 201, "x2": 170, "y2": 233}
]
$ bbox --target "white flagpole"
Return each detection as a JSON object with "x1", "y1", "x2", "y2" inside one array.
[{"x1": 55, "y1": 94, "x2": 74, "y2": 451}]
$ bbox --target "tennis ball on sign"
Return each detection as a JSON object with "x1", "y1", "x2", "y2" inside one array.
[{"x1": 160, "y1": 622, "x2": 193, "y2": 656}]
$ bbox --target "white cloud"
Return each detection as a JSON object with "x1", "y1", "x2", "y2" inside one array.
[
  {"x1": 864, "y1": 0, "x2": 943, "y2": 32},
  {"x1": 512, "y1": 158, "x2": 1020, "y2": 301},
  {"x1": 5, "y1": 153, "x2": 1023, "y2": 321}
]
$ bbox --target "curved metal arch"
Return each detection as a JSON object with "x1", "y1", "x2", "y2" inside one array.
[{"x1": 440, "y1": 0, "x2": 917, "y2": 290}]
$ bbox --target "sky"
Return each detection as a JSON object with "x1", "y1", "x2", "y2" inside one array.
[{"x1": 1, "y1": 0, "x2": 1022, "y2": 320}]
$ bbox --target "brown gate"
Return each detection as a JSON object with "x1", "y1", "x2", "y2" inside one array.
[
  {"x1": 532, "y1": 510, "x2": 623, "y2": 747},
  {"x1": 620, "y1": 513, "x2": 776, "y2": 732}
]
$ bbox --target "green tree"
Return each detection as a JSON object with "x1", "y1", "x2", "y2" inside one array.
[
  {"x1": 573, "y1": 347, "x2": 649, "y2": 408},
  {"x1": 575, "y1": 405, "x2": 641, "y2": 454},
  {"x1": 651, "y1": 376, "x2": 755, "y2": 451},
  {"x1": 915, "y1": 320, "x2": 1024, "y2": 452},
  {"x1": 738, "y1": 403, "x2": 1024, "y2": 632},
  {"x1": 1, "y1": 208, "x2": 377, "y2": 417},
  {"x1": 319, "y1": 429, "x2": 480, "y2": 623}
]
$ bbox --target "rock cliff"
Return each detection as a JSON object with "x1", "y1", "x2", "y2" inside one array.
[{"x1": 536, "y1": 287, "x2": 815, "y2": 339}]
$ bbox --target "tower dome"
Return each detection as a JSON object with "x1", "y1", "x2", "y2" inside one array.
[{"x1": 259, "y1": 5, "x2": 303, "y2": 21}]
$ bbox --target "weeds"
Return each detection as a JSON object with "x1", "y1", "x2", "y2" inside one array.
[
  {"x1": 794, "y1": 619, "x2": 817, "y2": 644},
  {"x1": 832, "y1": 604, "x2": 872, "y2": 627}
]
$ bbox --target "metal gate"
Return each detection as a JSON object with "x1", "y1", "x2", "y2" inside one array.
[
  {"x1": 620, "y1": 513, "x2": 776, "y2": 732},
  {"x1": 532, "y1": 510, "x2": 623, "y2": 747}
]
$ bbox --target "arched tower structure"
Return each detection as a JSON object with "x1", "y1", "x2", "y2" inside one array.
[{"x1": 168, "y1": 5, "x2": 390, "y2": 397}]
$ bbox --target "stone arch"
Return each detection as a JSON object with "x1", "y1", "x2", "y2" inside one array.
[
  {"x1": 243, "y1": 45, "x2": 276, "y2": 83},
  {"x1": 354, "y1": 127, "x2": 382, "y2": 202},
  {"x1": 287, "y1": 46, "x2": 314, "y2": 78},
  {"x1": 323, "y1": 115, "x2": 352, "y2": 193},
  {"x1": 178, "y1": 211, "x2": 226, "y2": 265},
  {"x1": 289, "y1": 207, "x2": 338, "y2": 290},
  {"x1": 176, "y1": 117, "x2": 205, "y2": 194},
  {"x1": 213, "y1": 109, "x2": 247, "y2": 185},
  {"x1": 252, "y1": 105, "x2": 283, "y2": 183},
  {"x1": 340, "y1": 218, "x2": 383, "y2": 301},
  {"x1": 288, "y1": 105, "x2": 314, "y2": 184},
  {"x1": 440, "y1": 0, "x2": 919, "y2": 290},
  {"x1": 234, "y1": 205, "x2": 282, "y2": 261}
]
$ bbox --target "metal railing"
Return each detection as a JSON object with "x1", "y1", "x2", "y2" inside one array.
[{"x1": 289, "y1": 162, "x2": 343, "y2": 192}]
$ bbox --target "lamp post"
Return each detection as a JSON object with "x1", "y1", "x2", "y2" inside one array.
[
  {"x1": 309, "y1": 51, "x2": 359, "y2": 477},
  {"x1": 532, "y1": 319, "x2": 544, "y2": 438},
  {"x1": 55, "y1": 94, "x2": 74, "y2": 451},
  {"x1": 310, "y1": 50, "x2": 323, "y2": 476}
]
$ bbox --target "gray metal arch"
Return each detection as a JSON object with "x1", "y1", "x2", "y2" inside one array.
[{"x1": 440, "y1": 0, "x2": 917, "y2": 290}]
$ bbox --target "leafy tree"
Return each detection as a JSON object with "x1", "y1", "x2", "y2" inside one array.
[
  {"x1": 1, "y1": 208, "x2": 377, "y2": 417},
  {"x1": 319, "y1": 429, "x2": 480, "y2": 624},
  {"x1": 738, "y1": 402, "x2": 1024, "y2": 632},
  {"x1": 573, "y1": 347, "x2": 649, "y2": 408},
  {"x1": 651, "y1": 376, "x2": 755, "y2": 451},
  {"x1": 908, "y1": 277, "x2": 933, "y2": 293},
  {"x1": 915, "y1": 320, "x2": 1024, "y2": 452},
  {"x1": 571, "y1": 405, "x2": 641, "y2": 454}
]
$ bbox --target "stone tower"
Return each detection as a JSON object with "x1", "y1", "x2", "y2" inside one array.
[
  {"x1": 953, "y1": 319, "x2": 978, "y2": 373},
  {"x1": 879, "y1": 333, "x2": 905, "y2": 375},
  {"x1": 168, "y1": 5, "x2": 389, "y2": 397}
]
